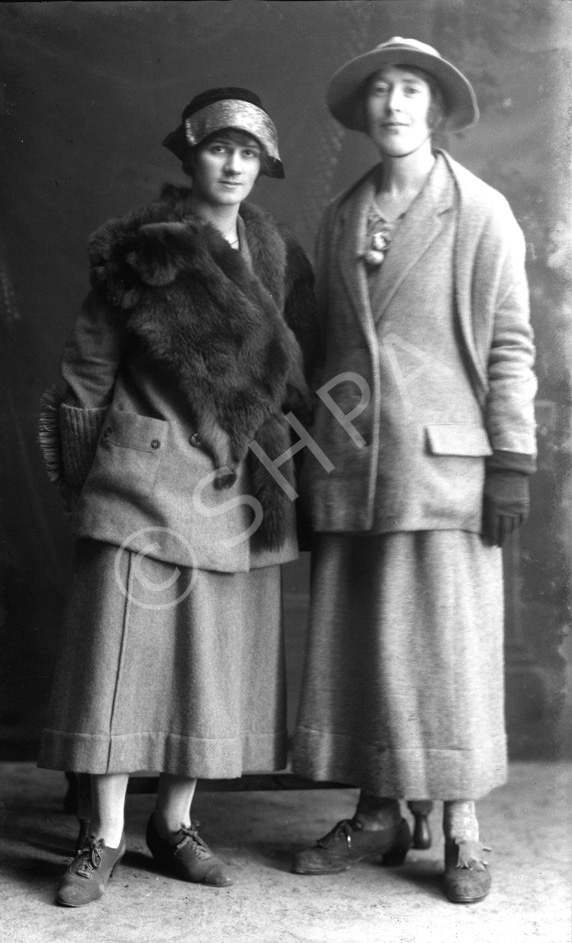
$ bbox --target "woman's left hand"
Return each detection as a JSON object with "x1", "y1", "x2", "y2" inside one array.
[{"x1": 482, "y1": 470, "x2": 530, "y2": 547}]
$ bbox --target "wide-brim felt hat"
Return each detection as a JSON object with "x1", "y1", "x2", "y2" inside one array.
[
  {"x1": 163, "y1": 86, "x2": 284, "y2": 178},
  {"x1": 327, "y1": 36, "x2": 479, "y2": 132}
]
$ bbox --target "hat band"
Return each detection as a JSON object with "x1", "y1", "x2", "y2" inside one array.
[{"x1": 184, "y1": 100, "x2": 281, "y2": 162}]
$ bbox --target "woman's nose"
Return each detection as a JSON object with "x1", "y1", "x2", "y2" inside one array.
[
  {"x1": 386, "y1": 87, "x2": 403, "y2": 111},
  {"x1": 224, "y1": 150, "x2": 241, "y2": 172}
]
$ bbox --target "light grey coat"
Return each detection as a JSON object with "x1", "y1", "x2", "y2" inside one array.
[{"x1": 301, "y1": 150, "x2": 537, "y2": 533}]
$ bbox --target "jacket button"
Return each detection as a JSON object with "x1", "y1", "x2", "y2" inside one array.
[
  {"x1": 189, "y1": 433, "x2": 201, "y2": 448},
  {"x1": 150, "y1": 439, "x2": 161, "y2": 450},
  {"x1": 103, "y1": 426, "x2": 112, "y2": 437}
]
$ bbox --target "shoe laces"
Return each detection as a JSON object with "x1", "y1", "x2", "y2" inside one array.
[
  {"x1": 318, "y1": 819, "x2": 361, "y2": 850},
  {"x1": 175, "y1": 820, "x2": 210, "y2": 859},
  {"x1": 76, "y1": 837, "x2": 104, "y2": 878},
  {"x1": 455, "y1": 839, "x2": 491, "y2": 870}
]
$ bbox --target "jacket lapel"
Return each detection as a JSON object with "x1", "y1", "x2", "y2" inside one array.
[
  {"x1": 369, "y1": 154, "x2": 456, "y2": 324},
  {"x1": 337, "y1": 171, "x2": 379, "y2": 339}
]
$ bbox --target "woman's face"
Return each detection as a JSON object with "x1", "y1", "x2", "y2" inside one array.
[
  {"x1": 191, "y1": 132, "x2": 262, "y2": 208},
  {"x1": 364, "y1": 66, "x2": 435, "y2": 158}
]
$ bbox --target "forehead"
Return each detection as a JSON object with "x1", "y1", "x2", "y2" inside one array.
[
  {"x1": 208, "y1": 129, "x2": 261, "y2": 148},
  {"x1": 367, "y1": 66, "x2": 432, "y2": 88}
]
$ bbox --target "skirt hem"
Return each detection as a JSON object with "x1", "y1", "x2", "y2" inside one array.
[
  {"x1": 292, "y1": 727, "x2": 507, "y2": 799},
  {"x1": 38, "y1": 728, "x2": 289, "y2": 778}
]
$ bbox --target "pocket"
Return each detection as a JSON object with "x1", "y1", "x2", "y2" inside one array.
[
  {"x1": 425, "y1": 424, "x2": 492, "y2": 457},
  {"x1": 87, "y1": 410, "x2": 168, "y2": 498}
]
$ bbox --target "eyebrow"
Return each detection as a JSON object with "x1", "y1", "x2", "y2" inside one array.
[
  {"x1": 210, "y1": 136, "x2": 261, "y2": 149},
  {"x1": 370, "y1": 69, "x2": 428, "y2": 85}
]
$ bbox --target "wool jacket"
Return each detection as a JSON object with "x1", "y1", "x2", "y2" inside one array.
[
  {"x1": 41, "y1": 185, "x2": 318, "y2": 571},
  {"x1": 301, "y1": 150, "x2": 537, "y2": 533}
]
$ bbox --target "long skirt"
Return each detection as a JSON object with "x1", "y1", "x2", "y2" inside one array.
[
  {"x1": 38, "y1": 538, "x2": 287, "y2": 777},
  {"x1": 292, "y1": 530, "x2": 506, "y2": 800}
]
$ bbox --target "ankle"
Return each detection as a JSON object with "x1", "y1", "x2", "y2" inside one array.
[
  {"x1": 443, "y1": 800, "x2": 479, "y2": 843},
  {"x1": 88, "y1": 810, "x2": 124, "y2": 850},
  {"x1": 87, "y1": 828, "x2": 124, "y2": 850},
  {"x1": 152, "y1": 810, "x2": 190, "y2": 840},
  {"x1": 354, "y1": 795, "x2": 400, "y2": 831}
]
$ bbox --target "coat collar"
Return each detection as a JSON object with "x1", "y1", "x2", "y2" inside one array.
[{"x1": 337, "y1": 151, "x2": 456, "y2": 331}]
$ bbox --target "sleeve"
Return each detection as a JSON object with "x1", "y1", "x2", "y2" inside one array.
[
  {"x1": 39, "y1": 290, "x2": 124, "y2": 494},
  {"x1": 482, "y1": 206, "x2": 537, "y2": 457},
  {"x1": 305, "y1": 205, "x2": 337, "y2": 392},
  {"x1": 281, "y1": 232, "x2": 320, "y2": 377},
  {"x1": 60, "y1": 289, "x2": 124, "y2": 409}
]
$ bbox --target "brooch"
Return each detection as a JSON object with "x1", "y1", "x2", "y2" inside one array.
[{"x1": 363, "y1": 215, "x2": 393, "y2": 267}]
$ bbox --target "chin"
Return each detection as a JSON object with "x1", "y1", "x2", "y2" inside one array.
[
  {"x1": 217, "y1": 192, "x2": 243, "y2": 205},
  {"x1": 376, "y1": 144, "x2": 410, "y2": 158},
  {"x1": 377, "y1": 138, "x2": 428, "y2": 159}
]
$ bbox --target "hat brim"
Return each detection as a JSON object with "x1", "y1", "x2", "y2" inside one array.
[
  {"x1": 327, "y1": 44, "x2": 479, "y2": 132},
  {"x1": 163, "y1": 100, "x2": 284, "y2": 178}
]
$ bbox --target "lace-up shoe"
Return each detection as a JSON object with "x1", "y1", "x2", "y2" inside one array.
[
  {"x1": 56, "y1": 834, "x2": 126, "y2": 907},
  {"x1": 146, "y1": 815, "x2": 232, "y2": 886},
  {"x1": 292, "y1": 816, "x2": 411, "y2": 874},
  {"x1": 444, "y1": 838, "x2": 492, "y2": 903}
]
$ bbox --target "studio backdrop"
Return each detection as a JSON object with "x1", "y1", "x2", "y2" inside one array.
[{"x1": 0, "y1": 0, "x2": 570, "y2": 760}]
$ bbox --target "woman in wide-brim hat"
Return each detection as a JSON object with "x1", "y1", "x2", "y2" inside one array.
[
  {"x1": 38, "y1": 86, "x2": 317, "y2": 907},
  {"x1": 292, "y1": 38, "x2": 536, "y2": 903}
]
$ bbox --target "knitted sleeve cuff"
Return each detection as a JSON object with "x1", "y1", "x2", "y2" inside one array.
[
  {"x1": 485, "y1": 450, "x2": 537, "y2": 476},
  {"x1": 59, "y1": 403, "x2": 108, "y2": 490},
  {"x1": 38, "y1": 384, "x2": 66, "y2": 485}
]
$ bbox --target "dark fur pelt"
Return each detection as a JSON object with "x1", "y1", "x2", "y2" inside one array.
[{"x1": 88, "y1": 185, "x2": 316, "y2": 550}]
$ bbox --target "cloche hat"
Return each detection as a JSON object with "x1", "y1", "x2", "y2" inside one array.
[
  {"x1": 326, "y1": 37, "x2": 479, "y2": 132},
  {"x1": 163, "y1": 87, "x2": 284, "y2": 178}
]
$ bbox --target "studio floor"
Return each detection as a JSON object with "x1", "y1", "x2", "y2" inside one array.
[{"x1": 0, "y1": 761, "x2": 570, "y2": 943}]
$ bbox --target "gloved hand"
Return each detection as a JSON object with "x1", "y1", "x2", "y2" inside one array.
[
  {"x1": 482, "y1": 450, "x2": 535, "y2": 547},
  {"x1": 482, "y1": 470, "x2": 530, "y2": 547}
]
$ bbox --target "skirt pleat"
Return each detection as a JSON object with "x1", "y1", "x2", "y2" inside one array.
[{"x1": 39, "y1": 538, "x2": 287, "y2": 777}]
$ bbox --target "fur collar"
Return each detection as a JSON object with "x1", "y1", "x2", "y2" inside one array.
[{"x1": 88, "y1": 184, "x2": 288, "y2": 309}]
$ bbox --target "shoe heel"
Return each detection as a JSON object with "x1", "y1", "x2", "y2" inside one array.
[{"x1": 381, "y1": 819, "x2": 411, "y2": 867}]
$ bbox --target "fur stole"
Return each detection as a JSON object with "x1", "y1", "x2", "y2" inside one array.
[{"x1": 87, "y1": 185, "x2": 314, "y2": 550}]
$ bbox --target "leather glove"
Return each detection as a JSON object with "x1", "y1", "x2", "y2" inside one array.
[
  {"x1": 482, "y1": 451, "x2": 535, "y2": 548},
  {"x1": 483, "y1": 472, "x2": 529, "y2": 547}
]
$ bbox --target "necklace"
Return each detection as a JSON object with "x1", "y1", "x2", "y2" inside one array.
[{"x1": 218, "y1": 226, "x2": 239, "y2": 249}]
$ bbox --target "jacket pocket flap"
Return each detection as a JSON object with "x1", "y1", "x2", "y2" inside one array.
[
  {"x1": 425, "y1": 424, "x2": 492, "y2": 457},
  {"x1": 101, "y1": 410, "x2": 168, "y2": 452}
]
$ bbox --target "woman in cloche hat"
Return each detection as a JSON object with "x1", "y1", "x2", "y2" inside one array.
[
  {"x1": 38, "y1": 87, "x2": 317, "y2": 907},
  {"x1": 292, "y1": 38, "x2": 536, "y2": 904}
]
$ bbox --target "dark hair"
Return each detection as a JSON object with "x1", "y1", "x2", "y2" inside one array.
[
  {"x1": 362, "y1": 65, "x2": 447, "y2": 132},
  {"x1": 182, "y1": 128, "x2": 273, "y2": 179}
]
